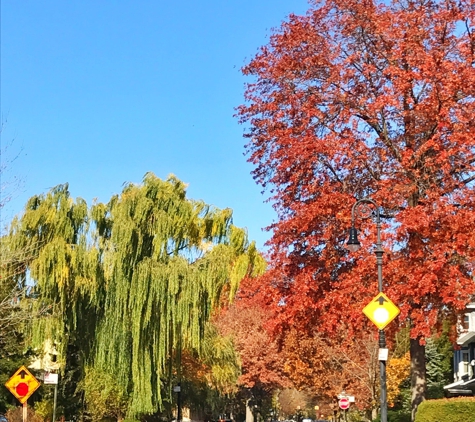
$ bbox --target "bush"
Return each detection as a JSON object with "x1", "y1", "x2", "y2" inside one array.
[
  {"x1": 388, "y1": 410, "x2": 411, "y2": 422},
  {"x1": 373, "y1": 409, "x2": 411, "y2": 422},
  {"x1": 34, "y1": 399, "x2": 54, "y2": 421},
  {"x1": 414, "y1": 397, "x2": 475, "y2": 422},
  {"x1": 6, "y1": 406, "x2": 44, "y2": 422}
]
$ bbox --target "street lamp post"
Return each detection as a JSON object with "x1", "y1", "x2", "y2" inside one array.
[{"x1": 346, "y1": 198, "x2": 388, "y2": 422}]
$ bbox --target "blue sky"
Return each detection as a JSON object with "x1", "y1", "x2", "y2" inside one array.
[{"x1": 1, "y1": 0, "x2": 309, "y2": 250}]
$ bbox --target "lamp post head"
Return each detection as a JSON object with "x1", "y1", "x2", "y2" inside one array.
[{"x1": 346, "y1": 227, "x2": 361, "y2": 252}]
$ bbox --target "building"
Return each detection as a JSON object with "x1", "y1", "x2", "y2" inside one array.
[{"x1": 444, "y1": 303, "x2": 475, "y2": 397}]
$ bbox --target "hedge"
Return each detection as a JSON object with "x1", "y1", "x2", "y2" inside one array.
[{"x1": 415, "y1": 397, "x2": 475, "y2": 422}]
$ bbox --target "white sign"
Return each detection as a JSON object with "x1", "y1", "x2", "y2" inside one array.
[
  {"x1": 379, "y1": 348, "x2": 389, "y2": 361},
  {"x1": 337, "y1": 393, "x2": 355, "y2": 402},
  {"x1": 44, "y1": 372, "x2": 58, "y2": 385}
]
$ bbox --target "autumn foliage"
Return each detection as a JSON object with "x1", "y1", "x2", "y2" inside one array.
[
  {"x1": 387, "y1": 352, "x2": 411, "y2": 407},
  {"x1": 281, "y1": 329, "x2": 380, "y2": 409},
  {"x1": 238, "y1": 0, "x2": 475, "y2": 417},
  {"x1": 238, "y1": 0, "x2": 475, "y2": 344},
  {"x1": 215, "y1": 287, "x2": 289, "y2": 390}
]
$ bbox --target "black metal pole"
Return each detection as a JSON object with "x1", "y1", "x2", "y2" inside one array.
[
  {"x1": 177, "y1": 382, "x2": 182, "y2": 422},
  {"x1": 379, "y1": 330, "x2": 388, "y2": 422},
  {"x1": 350, "y1": 198, "x2": 387, "y2": 422},
  {"x1": 375, "y1": 209, "x2": 387, "y2": 422},
  {"x1": 52, "y1": 381, "x2": 58, "y2": 422}
]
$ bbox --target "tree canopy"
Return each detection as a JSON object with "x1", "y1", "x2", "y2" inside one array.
[
  {"x1": 9, "y1": 172, "x2": 265, "y2": 417},
  {"x1": 238, "y1": 0, "x2": 475, "y2": 417}
]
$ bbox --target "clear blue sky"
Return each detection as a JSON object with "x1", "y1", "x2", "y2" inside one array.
[{"x1": 1, "y1": 0, "x2": 309, "y2": 250}]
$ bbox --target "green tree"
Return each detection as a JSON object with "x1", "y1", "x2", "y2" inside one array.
[
  {"x1": 80, "y1": 366, "x2": 129, "y2": 422},
  {"x1": 425, "y1": 327, "x2": 453, "y2": 399},
  {"x1": 9, "y1": 173, "x2": 265, "y2": 418}
]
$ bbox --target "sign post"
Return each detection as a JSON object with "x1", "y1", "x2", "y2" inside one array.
[
  {"x1": 44, "y1": 372, "x2": 59, "y2": 422},
  {"x1": 363, "y1": 292, "x2": 400, "y2": 422},
  {"x1": 5, "y1": 366, "x2": 41, "y2": 422}
]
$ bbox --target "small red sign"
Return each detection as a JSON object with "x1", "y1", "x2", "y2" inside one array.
[
  {"x1": 339, "y1": 398, "x2": 350, "y2": 410},
  {"x1": 16, "y1": 383, "x2": 29, "y2": 396}
]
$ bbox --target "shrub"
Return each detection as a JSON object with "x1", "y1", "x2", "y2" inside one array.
[
  {"x1": 6, "y1": 406, "x2": 44, "y2": 422},
  {"x1": 373, "y1": 409, "x2": 411, "y2": 422},
  {"x1": 415, "y1": 397, "x2": 475, "y2": 422},
  {"x1": 34, "y1": 399, "x2": 55, "y2": 422}
]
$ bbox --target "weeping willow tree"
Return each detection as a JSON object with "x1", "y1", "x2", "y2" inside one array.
[
  {"x1": 9, "y1": 172, "x2": 265, "y2": 417},
  {"x1": 7, "y1": 183, "x2": 102, "y2": 361},
  {"x1": 0, "y1": 235, "x2": 46, "y2": 337},
  {"x1": 92, "y1": 173, "x2": 265, "y2": 416}
]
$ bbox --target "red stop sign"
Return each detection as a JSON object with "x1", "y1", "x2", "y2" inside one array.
[
  {"x1": 339, "y1": 398, "x2": 350, "y2": 410},
  {"x1": 16, "y1": 383, "x2": 29, "y2": 397}
]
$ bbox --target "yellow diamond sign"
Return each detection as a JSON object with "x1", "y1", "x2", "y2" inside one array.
[
  {"x1": 5, "y1": 365, "x2": 40, "y2": 403},
  {"x1": 363, "y1": 292, "x2": 400, "y2": 330}
]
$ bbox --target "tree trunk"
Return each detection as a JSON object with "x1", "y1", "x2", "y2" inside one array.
[
  {"x1": 371, "y1": 406, "x2": 378, "y2": 421},
  {"x1": 246, "y1": 400, "x2": 254, "y2": 422},
  {"x1": 410, "y1": 337, "x2": 426, "y2": 421}
]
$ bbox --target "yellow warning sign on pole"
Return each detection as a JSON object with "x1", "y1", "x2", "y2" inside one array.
[
  {"x1": 363, "y1": 292, "x2": 400, "y2": 330},
  {"x1": 5, "y1": 365, "x2": 40, "y2": 404}
]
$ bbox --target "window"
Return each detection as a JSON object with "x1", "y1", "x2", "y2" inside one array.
[{"x1": 463, "y1": 314, "x2": 470, "y2": 331}]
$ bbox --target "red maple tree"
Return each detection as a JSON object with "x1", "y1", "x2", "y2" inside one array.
[
  {"x1": 215, "y1": 284, "x2": 289, "y2": 391},
  {"x1": 238, "y1": 0, "x2": 475, "y2": 418}
]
